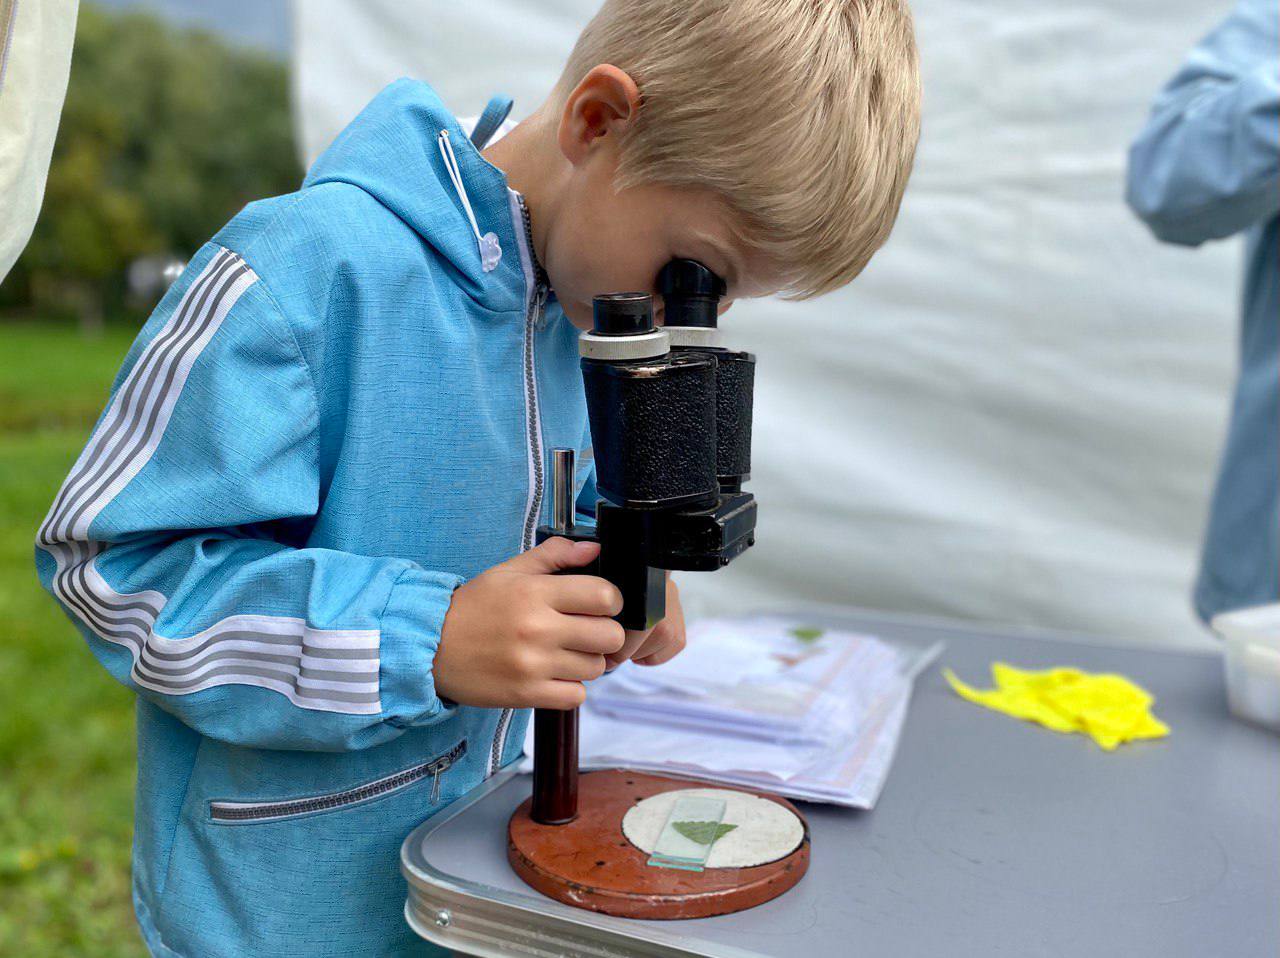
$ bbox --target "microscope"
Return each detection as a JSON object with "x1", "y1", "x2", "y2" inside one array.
[{"x1": 507, "y1": 260, "x2": 810, "y2": 919}]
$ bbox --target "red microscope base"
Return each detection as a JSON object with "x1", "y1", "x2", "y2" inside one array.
[{"x1": 507, "y1": 769, "x2": 810, "y2": 920}]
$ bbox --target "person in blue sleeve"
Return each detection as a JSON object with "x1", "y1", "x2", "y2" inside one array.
[
  {"x1": 1126, "y1": 0, "x2": 1279, "y2": 623},
  {"x1": 33, "y1": 1, "x2": 921, "y2": 955}
]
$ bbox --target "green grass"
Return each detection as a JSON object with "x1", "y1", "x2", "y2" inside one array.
[{"x1": 0, "y1": 321, "x2": 147, "y2": 957}]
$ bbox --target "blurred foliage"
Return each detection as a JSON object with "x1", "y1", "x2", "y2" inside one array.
[
  {"x1": 1, "y1": 2, "x2": 299, "y2": 324},
  {"x1": 0, "y1": 323, "x2": 145, "y2": 956}
]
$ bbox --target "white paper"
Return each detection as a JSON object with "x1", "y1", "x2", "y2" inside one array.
[{"x1": 520, "y1": 616, "x2": 941, "y2": 809}]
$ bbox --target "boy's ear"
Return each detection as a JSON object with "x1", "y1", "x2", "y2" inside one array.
[{"x1": 558, "y1": 64, "x2": 641, "y2": 166}]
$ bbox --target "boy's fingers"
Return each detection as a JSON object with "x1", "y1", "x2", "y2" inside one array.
[
  {"x1": 627, "y1": 624, "x2": 678, "y2": 664},
  {"x1": 504, "y1": 537, "x2": 600, "y2": 575},
  {"x1": 528, "y1": 680, "x2": 587, "y2": 711},
  {"x1": 633, "y1": 635, "x2": 685, "y2": 667},
  {"x1": 549, "y1": 575, "x2": 624, "y2": 616},
  {"x1": 551, "y1": 650, "x2": 608, "y2": 683},
  {"x1": 558, "y1": 614, "x2": 626, "y2": 654},
  {"x1": 604, "y1": 625, "x2": 656, "y2": 668}
]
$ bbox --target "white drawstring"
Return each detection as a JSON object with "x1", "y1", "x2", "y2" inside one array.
[{"x1": 437, "y1": 128, "x2": 502, "y2": 272}]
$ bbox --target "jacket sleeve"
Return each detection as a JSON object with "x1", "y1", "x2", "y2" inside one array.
[
  {"x1": 34, "y1": 244, "x2": 462, "y2": 752},
  {"x1": 1125, "y1": 0, "x2": 1280, "y2": 246}
]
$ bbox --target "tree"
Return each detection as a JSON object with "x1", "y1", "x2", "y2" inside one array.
[{"x1": 2, "y1": 3, "x2": 299, "y2": 329}]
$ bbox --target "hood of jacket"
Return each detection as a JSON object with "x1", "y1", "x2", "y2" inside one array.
[{"x1": 303, "y1": 78, "x2": 531, "y2": 313}]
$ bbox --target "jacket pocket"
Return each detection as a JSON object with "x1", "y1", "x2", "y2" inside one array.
[{"x1": 208, "y1": 739, "x2": 466, "y2": 825}]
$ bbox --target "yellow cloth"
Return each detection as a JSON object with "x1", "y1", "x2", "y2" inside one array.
[{"x1": 944, "y1": 663, "x2": 1170, "y2": 750}]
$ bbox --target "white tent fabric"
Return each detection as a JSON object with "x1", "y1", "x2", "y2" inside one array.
[{"x1": 292, "y1": 0, "x2": 1242, "y2": 650}]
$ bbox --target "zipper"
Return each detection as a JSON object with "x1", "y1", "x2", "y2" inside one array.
[
  {"x1": 490, "y1": 193, "x2": 549, "y2": 776},
  {"x1": 209, "y1": 740, "x2": 466, "y2": 824}
]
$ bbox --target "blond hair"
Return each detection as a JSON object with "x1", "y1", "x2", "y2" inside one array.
[{"x1": 551, "y1": 0, "x2": 921, "y2": 299}]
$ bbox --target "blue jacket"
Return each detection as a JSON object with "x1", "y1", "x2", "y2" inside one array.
[
  {"x1": 35, "y1": 80, "x2": 597, "y2": 957},
  {"x1": 1126, "y1": 0, "x2": 1279, "y2": 621}
]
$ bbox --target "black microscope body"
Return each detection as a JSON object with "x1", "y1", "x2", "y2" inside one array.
[
  {"x1": 530, "y1": 259, "x2": 758, "y2": 824},
  {"x1": 538, "y1": 258, "x2": 757, "y2": 627}
]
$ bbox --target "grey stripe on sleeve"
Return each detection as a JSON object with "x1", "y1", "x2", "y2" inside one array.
[
  {"x1": 137, "y1": 629, "x2": 380, "y2": 664},
  {"x1": 56, "y1": 262, "x2": 250, "y2": 543},
  {"x1": 39, "y1": 251, "x2": 236, "y2": 546},
  {"x1": 130, "y1": 663, "x2": 381, "y2": 703}
]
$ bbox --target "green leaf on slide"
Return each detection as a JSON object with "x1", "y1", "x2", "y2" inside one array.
[
  {"x1": 671, "y1": 820, "x2": 738, "y2": 845},
  {"x1": 789, "y1": 626, "x2": 825, "y2": 644}
]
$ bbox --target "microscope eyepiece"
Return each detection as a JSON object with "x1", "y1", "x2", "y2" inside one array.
[
  {"x1": 658, "y1": 259, "x2": 726, "y2": 329},
  {"x1": 592, "y1": 292, "x2": 654, "y2": 336}
]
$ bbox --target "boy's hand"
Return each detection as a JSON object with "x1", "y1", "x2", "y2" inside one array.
[
  {"x1": 434, "y1": 538, "x2": 625, "y2": 711},
  {"x1": 605, "y1": 574, "x2": 686, "y2": 670}
]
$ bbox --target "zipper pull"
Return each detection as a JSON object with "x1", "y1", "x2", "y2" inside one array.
[
  {"x1": 532, "y1": 282, "x2": 550, "y2": 329},
  {"x1": 430, "y1": 765, "x2": 443, "y2": 804}
]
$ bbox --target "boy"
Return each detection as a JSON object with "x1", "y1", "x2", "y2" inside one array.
[{"x1": 36, "y1": 0, "x2": 919, "y2": 954}]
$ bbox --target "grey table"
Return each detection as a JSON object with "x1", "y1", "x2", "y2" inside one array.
[{"x1": 402, "y1": 608, "x2": 1279, "y2": 958}]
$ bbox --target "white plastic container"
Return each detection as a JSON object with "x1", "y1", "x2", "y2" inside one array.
[{"x1": 1211, "y1": 604, "x2": 1280, "y2": 733}]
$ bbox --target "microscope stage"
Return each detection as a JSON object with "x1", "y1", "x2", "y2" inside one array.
[{"x1": 507, "y1": 769, "x2": 809, "y2": 920}]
